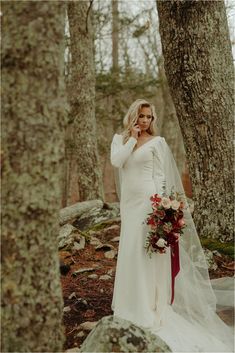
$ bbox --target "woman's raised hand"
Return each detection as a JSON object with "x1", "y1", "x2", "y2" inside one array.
[{"x1": 130, "y1": 124, "x2": 141, "y2": 140}]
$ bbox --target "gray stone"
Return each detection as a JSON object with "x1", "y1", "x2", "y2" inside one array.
[
  {"x1": 58, "y1": 224, "x2": 86, "y2": 250},
  {"x1": 204, "y1": 248, "x2": 218, "y2": 271},
  {"x1": 89, "y1": 236, "x2": 102, "y2": 247},
  {"x1": 76, "y1": 331, "x2": 85, "y2": 338},
  {"x1": 72, "y1": 240, "x2": 86, "y2": 251},
  {"x1": 63, "y1": 306, "x2": 71, "y2": 313},
  {"x1": 72, "y1": 267, "x2": 97, "y2": 277},
  {"x1": 104, "y1": 250, "x2": 117, "y2": 259},
  {"x1": 105, "y1": 224, "x2": 120, "y2": 232},
  {"x1": 99, "y1": 275, "x2": 112, "y2": 281},
  {"x1": 79, "y1": 321, "x2": 98, "y2": 331},
  {"x1": 212, "y1": 250, "x2": 222, "y2": 257},
  {"x1": 107, "y1": 269, "x2": 114, "y2": 276},
  {"x1": 111, "y1": 236, "x2": 120, "y2": 242},
  {"x1": 60, "y1": 199, "x2": 104, "y2": 226},
  {"x1": 87, "y1": 274, "x2": 98, "y2": 279},
  {"x1": 95, "y1": 243, "x2": 114, "y2": 251},
  {"x1": 79, "y1": 315, "x2": 172, "y2": 352},
  {"x1": 73, "y1": 203, "x2": 120, "y2": 231},
  {"x1": 68, "y1": 292, "x2": 77, "y2": 300}
]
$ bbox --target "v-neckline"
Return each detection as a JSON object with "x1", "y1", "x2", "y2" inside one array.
[{"x1": 133, "y1": 136, "x2": 159, "y2": 153}]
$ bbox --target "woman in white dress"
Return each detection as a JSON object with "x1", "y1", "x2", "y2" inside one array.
[{"x1": 110, "y1": 99, "x2": 234, "y2": 352}]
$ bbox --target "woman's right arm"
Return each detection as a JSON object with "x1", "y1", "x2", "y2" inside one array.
[{"x1": 110, "y1": 134, "x2": 137, "y2": 168}]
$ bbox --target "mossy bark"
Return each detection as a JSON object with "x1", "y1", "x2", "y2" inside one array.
[
  {"x1": 157, "y1": 1, "x2": 234, "y2": 241},
  {"x1": 158, "y1": 55, "x2": 186, "y2": 175},
  {"x1": 1, "y1": 2, "x2": 66, "y2": 351},
  {"x1": 66, "y1": 1, "x2": 104, "y2": 204}
]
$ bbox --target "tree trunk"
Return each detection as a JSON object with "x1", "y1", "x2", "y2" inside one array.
[
  {"x1": 112, "y1": 0, "x2": 119, "y2": 76},
  {"x1": 66, "y1": 1, "x2": 104, "y2": 204},
  {"x1": 1, "y1": 2, "x2": 66, "y2": 352},
  {"x1": 157, "y1": 0, "x2": 234, "y2": 241},
  {"x1": 104, "y1": 0, "x2": 120, "y2": 201},
  {"x1": 158, "y1": 55, "x2": 186, "y2": 175}
]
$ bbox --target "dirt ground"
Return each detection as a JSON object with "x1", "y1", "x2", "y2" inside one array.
[{"x1": 60, "y1": 221, "x2": 234, "y2": 351}]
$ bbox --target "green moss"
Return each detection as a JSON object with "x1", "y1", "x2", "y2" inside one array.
[
  {"x1": 88, "y1": 222, "x2": 108, "y2": 232},
  {"x1": 87, "y1": 218, "x2": 120, "y2": 233},
  {"x1": 201, "y1": 237, "x2": 234, "y2": 259},
  {"x1": 79, "y1": 230, "x2": 90, "y2": 241}
]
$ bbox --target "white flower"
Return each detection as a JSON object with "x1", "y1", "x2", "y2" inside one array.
[
  {"x1": 156, "y1": 238, "x2": 166, "y2": 247},
  {"x1": 161, "y1": 197, "x2": 171, "y2": 209},
  {"x1": 171, "y1": 199, "x2": 180, "y2": 210},
  {"x1": 189, "y1": 202, "x2": 194, "y2": 214}
]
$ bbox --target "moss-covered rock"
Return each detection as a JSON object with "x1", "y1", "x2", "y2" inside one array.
[
  {"x1": 79, "y1": 315, "x2": 172, "y2": 352},
  {"x1": 72, "y1": 202, "x2": 120, "y2": 231},
  {"x1": 201, "y1": 238, "x2": 234, "y2": 259}
]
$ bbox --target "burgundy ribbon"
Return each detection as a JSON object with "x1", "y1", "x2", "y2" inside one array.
[{"x1": 170, "y1": 241, "x2": 180, "y2": 305}]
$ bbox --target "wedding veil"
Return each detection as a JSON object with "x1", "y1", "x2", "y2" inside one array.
[{"x1": 112, "y1": 136, "x2": 234, "y2": 349}]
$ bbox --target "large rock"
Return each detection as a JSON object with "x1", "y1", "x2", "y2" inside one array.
[
  {"x1": 60, "y1": 199, "x2": 104, "y2": 226},
  {"x1": 58, "y1": 224, "x2": 86, "y2": 250},
  {"x1": 79, "y1": 315, "x2": 172, "y2": 352},
  {"x1": 73, "y1": 202, "x2": 120, "y2": 231}
]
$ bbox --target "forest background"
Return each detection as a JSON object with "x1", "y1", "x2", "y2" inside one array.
[{"x1": 2, "y1": 1, "x2": 235, "y2": 352}]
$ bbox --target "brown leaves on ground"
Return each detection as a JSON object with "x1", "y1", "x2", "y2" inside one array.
[{"x1": 60, "y1": 220, "x2": 234, "y2": 351}]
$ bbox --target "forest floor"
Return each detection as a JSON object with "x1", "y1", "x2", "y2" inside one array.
[{"x1": 60, "y1": 220, "x2": 234, "y2": 351}]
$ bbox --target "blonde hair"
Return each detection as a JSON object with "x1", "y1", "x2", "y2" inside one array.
[{"x1": 121, "y1": 99, "x2": 158, "y2": 144}]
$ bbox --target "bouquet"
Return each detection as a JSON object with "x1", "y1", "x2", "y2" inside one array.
[{"x1": 143, "y1": 189, "x2": 187, "y2": 258}]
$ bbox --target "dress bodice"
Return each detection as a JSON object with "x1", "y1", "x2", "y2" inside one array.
[
  {"x1": 110, "y1": 134, "x2": 165, "y2": 197},
  {"x1": 122, "y1": 138, "x2": 160, "y2": 188}
]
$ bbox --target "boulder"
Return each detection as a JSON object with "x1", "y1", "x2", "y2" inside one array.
[
  {"x1": 79, "y1": 315, "x2": 172, "y2": 352},
  {"x1": 58, "y1": 224, "x2": 86, "y2": 251},
  {"x1": 60, "y1": 199, "x2": 104, "y2": 226},
  {"x1": 72, "y1": 203, "x2": 120, "y2": 231}
]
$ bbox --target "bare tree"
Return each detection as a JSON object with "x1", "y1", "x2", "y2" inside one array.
[
  {"x1": 1, "y1": 2, "x2": 66, "y2": 351},
  {"x1": 157, "y1": 0, "x2": 234, "y2": 241}
]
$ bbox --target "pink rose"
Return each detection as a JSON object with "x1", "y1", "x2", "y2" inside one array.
[{"x1": 178, "y1": 218, "x2": 185, "y2": 227}]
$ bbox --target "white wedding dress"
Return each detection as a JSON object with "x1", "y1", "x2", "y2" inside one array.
[{"x1": 110, "y1": 133, "x2": 234, "y2": 353}]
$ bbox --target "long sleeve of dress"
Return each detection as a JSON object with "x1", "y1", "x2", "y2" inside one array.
[
  {"x1": 110, "y1": 133, "x2": 137, "y2": 168},
  {"x1": 152, "y1": 137, "x2": 166, "y2": 196}
]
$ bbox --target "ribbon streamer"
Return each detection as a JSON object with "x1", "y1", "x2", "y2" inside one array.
[{"x1": 170, "y1": 241, "x2": 180, "y2": 305}]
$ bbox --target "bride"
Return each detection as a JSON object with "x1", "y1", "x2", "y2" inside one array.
[{"x1": 110, "y1": 99, "x2": 234, "y2": 352}]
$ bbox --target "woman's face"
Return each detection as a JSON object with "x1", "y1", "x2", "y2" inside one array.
[{"x1": 137, "y1": 106, "x2": 153, "y2": 132}]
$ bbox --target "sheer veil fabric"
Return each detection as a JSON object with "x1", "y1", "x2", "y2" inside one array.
[{"x1": 111, "y1": 133, "x2": 234, "y2": 352}]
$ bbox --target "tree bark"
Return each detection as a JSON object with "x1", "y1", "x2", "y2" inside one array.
[
  {"x1": 158, "y1": 55, "x2": 186, "y2": 175},
  {"x1": 66, "y1": 1, "x2": 104, "y2": 204},
  {"x1": 157, "y1": 0, "x2": 234, "y2": 241},
  {"x1": 1, "y1": 2, "x2": 66, "y2": 351},
  {"x1": 112, "y1": 0, "x2": 119, "y2": 76}
]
